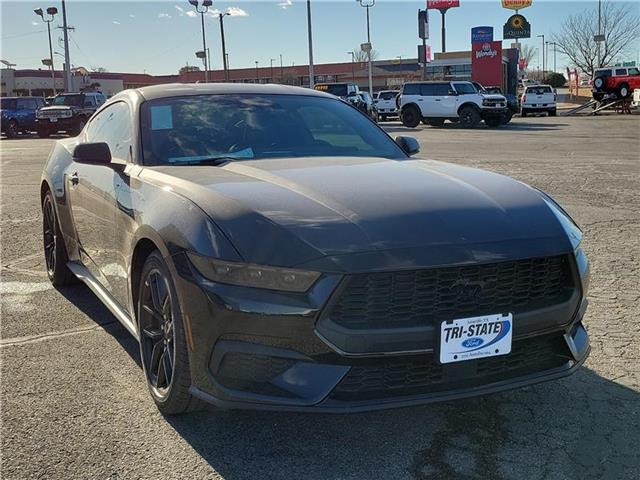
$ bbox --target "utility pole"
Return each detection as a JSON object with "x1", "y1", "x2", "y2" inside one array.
[
  {"x1": 357, "y1": 0, "x2": 375, "y2": 97},
  {"x1": 306, "y1": 0, "x2": 315, "y2": 88},
  {"x1": 537, "y1": 34, "x2": 545, "y2": 77},
  {"x1": 597, "y1": 0, "x2": 602, "y2": 69},
  {"x1": 280, "y1": 54, "x2": 284, "y2": 80},
  {"x1": 255, "y1": 61, "x2": 259, "y2": 83},
  {"x1": 270, "y1": 58, "x2": 275, "y2": 82},
  {"x1": 218, "y1": 12, "x2": 229, "y2": 81},
  {"x1": 61, "y1": 0, "x2": 72, "y2": 91}
]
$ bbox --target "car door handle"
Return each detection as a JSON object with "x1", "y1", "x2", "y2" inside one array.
[
  {"x1": 435, "y1": 99, "x2": 442, "y2": 101},
  {"x1": 70, "y1": 172, "x2": 79, "y2": 186}
]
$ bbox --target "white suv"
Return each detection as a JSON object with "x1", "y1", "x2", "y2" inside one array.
[
  {"x1": 520, "y1": 85, "x2": 557, "y2": 117},
  {"x1": 399, "y1": 81, "x2": 508, "y2": 128},
  {"x1": 374, "y1": 90, "x2": 399, "y2": 121}
]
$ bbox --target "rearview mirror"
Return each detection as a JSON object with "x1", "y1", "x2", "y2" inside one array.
[
  {"x1": 73, "y1": 142, "x2": 112, "y2": 166},
  {"x1": 395, "y1": 136, "x2": 420, "y2": 156}
]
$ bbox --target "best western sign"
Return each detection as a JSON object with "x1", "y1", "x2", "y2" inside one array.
[{"x1": 502, "y1": 0, "x2": 532, "y2": 10}]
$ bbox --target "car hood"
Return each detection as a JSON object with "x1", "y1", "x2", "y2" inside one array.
[
  {"x1": 39, "y1": 105, "x2": 73, "y2": 112},
  {"x1": 481, "y1": 94, "x2": 507, "y2": 102},
  {"x1": 147, "y1": 157, "x2": 573, "y2": 272}
]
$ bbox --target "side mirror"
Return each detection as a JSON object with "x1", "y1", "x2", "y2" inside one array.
[
  {"x1": 73, "y1": 142, "x2": 112, "y2": 165},
  {"x1": 395, "y1": 136, "x2": 420, "y2": 156}
]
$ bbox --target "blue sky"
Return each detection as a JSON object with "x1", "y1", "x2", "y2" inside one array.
[{"x1": 1, "y1": 1, "x2": 639, "y2": 75}]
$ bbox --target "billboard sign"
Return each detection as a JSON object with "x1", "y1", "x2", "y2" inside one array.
[
  {"x1": 471, "y1": 26, "x2": 494, "y2": 43},
  {"x1": 472, "y1": 41, "x2": 503, "y2": 88},
  {"x1": 502, "y1": 0, "x2": 532, "y2": 10},
  {"x1": 427, "y1": 0, "x2": 460, "y2": 10},
  {"x1": 503, "y1": 14, "x2": 531, "y2": 39}
]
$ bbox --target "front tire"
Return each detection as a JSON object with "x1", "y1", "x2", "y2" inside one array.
[
  {"x1": 617, "y1": 83, "x2": 630, "y2": 99},
  {"x1": 401, "y1": 105, "x2": 421, "y2": 128},
  {"x1": 458, "y1": 106, "x2": 481, "y2": 128},
  {"x1": 138, "y1": 251, "x2": 203, "y2": 415},
  {"x1": 42, "y1": 190, "x2": 76, "y2": 286},
  {"x1": 5, "y1": 120, "x2": 19, "y2": 138}
]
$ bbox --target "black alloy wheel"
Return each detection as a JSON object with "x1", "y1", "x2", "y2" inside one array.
[
  {"x1": 42, "y1": 191, "x2": 75, "y2": 286},
  {"x1": 138, "y1": 252, "x2": 203, "y2": 414},
  {"x1": 458, "y1": 106, "x2": 481, "y2": 128},
  {"x1": 401, "y1": 105, "x2": 421, "y2": 128}
]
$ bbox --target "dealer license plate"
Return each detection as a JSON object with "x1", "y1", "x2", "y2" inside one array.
[
  {"x1": 49, "y1": 118, "x2": 58, "y2": 122},
  {"x1": 439, "y1": 313, "x2": 512, "y2": 364}
]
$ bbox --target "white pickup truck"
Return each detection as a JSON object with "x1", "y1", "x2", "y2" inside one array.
[
  {"x1": 521, "y1": 85, "x2": 557, "y2": 117},
  {"x1": 374, "y1": 90, "x2": 399, "y2": 121}
]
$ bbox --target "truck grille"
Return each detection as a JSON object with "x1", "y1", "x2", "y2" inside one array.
[
  {"x1": 330, "y1": 333, "x2": 573, "y2": 401},
  {"x1": 325, "y1": 255, "x2": 575, "y2": 330}
]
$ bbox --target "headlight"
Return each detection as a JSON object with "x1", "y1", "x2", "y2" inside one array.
[{"x1": 187, "y1": 252, "x2": 321, "y2": 293}]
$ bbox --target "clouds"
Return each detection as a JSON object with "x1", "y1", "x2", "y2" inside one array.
[
  {"x1": 185, "y1": 11, "x2": 197, "y2": 18},
  {"x1": 278, "y1": 0, "x2": 293, "y2": 9},
  {"x1": 112, "y1": 20, "x2": 121, "y2": 25},
  {"x1": 158, "y1": 13, "x2": 171, "y2": 19},
  {"x1": 31, "y1": 21, "x2": 39, "y2": 26},
  {"x1": 175, "y1": 4, "x2": 249, "y2": 19},
  {"x1": 227, "y1": 7, "x2": 248, "y2": 17}
]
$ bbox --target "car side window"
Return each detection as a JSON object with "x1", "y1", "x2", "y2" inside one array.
[
  {"x1": 85, "y1": 102, "x2": 132, "y2": 161},
  {"x1": 18, "y1": 99, "x2": 37, "y2": 110},
  {"x1": 420, "y1": 84, "x2": 435, "y2": 96},
  {"x1": 615, "y1": 69, "x2": 627, "y2": 76},
  {"x1": 84, "y1": 96, "x2": 95, "y2": 107},
  {"x1": 403, "y1": 84, "x2": 421, "y2": 95}
]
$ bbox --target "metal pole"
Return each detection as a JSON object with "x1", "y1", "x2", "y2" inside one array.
[
  {"x1": 422, "y1": 37, "x2": 427, "y2": 80},
  {"x1": 306, "y1": 0, "x2": 315, "y2": 88},
  {"x1": 597, "y1": 0, "x2": 601, "y2": 68},
  {"x1": 441, "y1": 9, "x2": 446, "y2": 53},
  {"x1": 255, "y1": 61, "x2": 259, "y2": 83},
  {"x1": 280, "y1": 54, "x2": 283, "y2": 79},
  {"x1": 270, "y1": 58, "x2": 275, "y2": 82},
  {"x1": 61, "y1": 0, "x2": 72, "y2": 91},
  {"x1": 366, "y1": 5, "x2": 373, "y2": 96},
  {"x1": 553, "y1": 42, "x2": 557, "y2": 72},
  {"x1": 219, "y1": 14, "x2": 229, "y2": 81},
  {"x1": 46, "y1": 20, "x2": 55, "y2": 93},
  {"x1": 348, "y1": 52, "x2": 355, "y2": 82},
  {"x1": 200, "y1": 11, "x2": 208, "y2": 82}
]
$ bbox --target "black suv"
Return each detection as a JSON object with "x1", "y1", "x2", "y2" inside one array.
[{"x1": 36, "y1": 92, "x2": 106, "y2": 137}]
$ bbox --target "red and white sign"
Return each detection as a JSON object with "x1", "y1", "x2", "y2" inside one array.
[
  {"x1": 427, "y1": 0, "x2": 460, "y2": 10},
  {"x1": 472, "y1": 41, "x2": 503, "y2": 89}
]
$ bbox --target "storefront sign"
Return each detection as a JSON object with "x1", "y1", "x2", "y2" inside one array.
[
  {"x1": 471, "y1": 26, "x2": 493, "y2": 43},
  {"x1": 503, "y1": 14, "x2": 531, "y2": 39},
  {"x1": 427, "y1": 0, "x2": 460, "y2": 10},
  {"x1": 472, "y1": 41, "x2": 503, "y2": 88},
  {"x1": 502, "y1": 0, "x2": 532, "y2": 10}
]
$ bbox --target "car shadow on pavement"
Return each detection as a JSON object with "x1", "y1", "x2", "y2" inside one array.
[
  {"x1": 55, "y1": 283, "x2": 141, "y2": 367},
  {"x1": 165, "y1": 367, "x2": 639, "y2": 480}
]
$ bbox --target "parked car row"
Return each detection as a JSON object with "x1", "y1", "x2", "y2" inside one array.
[{"x1": 1, "y1": 91, "x2": 106, "y2": 138}]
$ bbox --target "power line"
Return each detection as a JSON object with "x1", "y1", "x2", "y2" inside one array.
[{"x1": 2, "y1": 30, "x2": 45, "y2": 40}]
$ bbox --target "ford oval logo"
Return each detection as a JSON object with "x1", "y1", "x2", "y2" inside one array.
[{"x1": 462, "y1": 337, "x2": 484, "y2": 348}]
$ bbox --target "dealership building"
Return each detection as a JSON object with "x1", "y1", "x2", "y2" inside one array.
[{"x1": 1, "y1": 48, "x2": 518, "y2": 98}]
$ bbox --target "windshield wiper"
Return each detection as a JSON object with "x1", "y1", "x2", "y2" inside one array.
[{"x1": 171, "y1": 156, "x2": 244, "y2": 167}]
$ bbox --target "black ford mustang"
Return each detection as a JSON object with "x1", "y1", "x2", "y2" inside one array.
[{"x1": 41, "y1": 84, "x2": 590, "y2": 414}]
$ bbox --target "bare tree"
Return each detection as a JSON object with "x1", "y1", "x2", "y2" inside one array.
[
  {"x1": 552, "y1": 1, "x2": 640, "y2": 76},
  {"x1": 352, "y1": 48, "x2": 379, "y2": 63},
  {"x1": 90, "y1": 67, "x2": 108, "y2": 73}
]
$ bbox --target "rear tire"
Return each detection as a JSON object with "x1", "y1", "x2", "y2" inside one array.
[
  {"x1": 42, "y1": 190, "x2": 76, "y2": 286},
  {"x1": 458, "y1": 106, "x2": 481, "y2": 128},
  {"x1": 138, "y1": 251, "x2": 204, "y2": 415},
  {"x1": 593, "y1": 77, "x2": 605, "y2": 90},
  {"x1": 592, "y1": 92, "x2": 605, "y2": 102},
  {"x1": 502, "y1": 111, "x2": 513, "y2": 124},
  {"x1": 401, "y1": 105, "x2": 421, "y2": 128}
]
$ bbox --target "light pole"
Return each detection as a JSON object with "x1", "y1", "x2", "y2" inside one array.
[
  {"x1": 597, "y1": 0, "x2": 602, "y2": 68},
  {"x1": 270, "y1": 58, "x2": 275, "y2": 82},
  {"x1": 280, "y1": 54, "x2": 284, "y2": 80},
  {"x1": 306, "y1": 0, "x2": 315, "y2": 88},
  {"x1": 218, "y1": 12, "x2": 230, "y2": 81},
  {"x1": 546, "y1": 41, "x2": 557, "y2": 73},
  {"x1": 356, "y1": 0, "x2": 375, "y2": 97},
  {"x1": 537, "y1": 34, "x2": 545, "y2": 77},
  {"x1": 255, "y1": 61, "x2": 259, "y2": 83},
  {"x1": 347, "y1": 51, "x2": 355, "y2": 82},
  {"x1": 188, "y1": 0, "x2": 213, "y2": 83},
  {"x1": 34, "y1": 6, "x2": 58, "y2": 95}
]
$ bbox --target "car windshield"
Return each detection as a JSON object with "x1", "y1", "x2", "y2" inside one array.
[
  {"x1": 454, "y1": 83, "x2": 477, "y2": 95},
  {"x1": 485, "y1": 87, "x2": 502, "y2": 95},
  {"x1": 314, "y1": 84, "x2": 348, "y2": 97},
  {"x1": 1, "y1": 99, "x2": 17, "y2": 109},
  {"x1": 379, "y1": 91, "x2": 398, "y2": 100},
  {"x1": 527, "y1": 86, "x2": 553, "y2": 94},
  {"x1": 53, "y1": 95, "x2": 83, "y2": 106},
  {"x1": 140, "y1": 94, "x2": 406, "y2": 166}
]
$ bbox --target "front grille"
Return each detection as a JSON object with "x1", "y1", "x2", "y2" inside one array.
[
  {"x1": 326, "y1": 255, "x2": 574, "y2": 330},
  {"x1": 330, "y1": 333, "x2": 572, "y2": 401}
]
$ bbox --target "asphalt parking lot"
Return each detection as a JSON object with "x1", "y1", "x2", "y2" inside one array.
[{"x1": 1, "y1": 114, "x2": 639, "y2": 480}]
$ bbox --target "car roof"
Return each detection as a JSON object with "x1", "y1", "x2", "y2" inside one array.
[
  {"x1": 1, "y1": 96, "x2": 42, "y2": 100},
  {"x1": 135, "y1": 83, "x2": 333, "y2": 101}
]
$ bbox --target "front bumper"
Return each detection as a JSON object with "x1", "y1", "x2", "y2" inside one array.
[
  {"x1": 36, "y1": 117, "x2": 76, "y2": 130},
  {"x1": 480, "y1": 107, "x2": 508, "y2": 119},
  {"x1": 174, "y1": 252, "x2": 590, "y2": 413}
]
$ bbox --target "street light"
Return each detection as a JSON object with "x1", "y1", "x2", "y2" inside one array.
[
  {"x1": 270, "y1": 58, "x2": 276, "y2": 82},
  {"x1": 537, "y1": 34, "x2": 545, "y2": 77},
  {"x1": 188, "y1": 0, "x2": 213, "y2": 82},
  {"x1": 218, "y1": 12, "x2": 230, "y2": 82},
  {"x1": 280, "y1": 54, "x2": 284, "y2": 80},
  {"x1": 356, "y1": 0, "x2": 375, "y2": 97},
  {"x1": 255, "y1": 61, "x2": 259, "y2": 83},
  {"x1": 546, "y1": 41, "x2": 557, "y2": 73},
  {"x1": 34, "y1": 6, "x2": 58, "y2": 94},
  {"x1": 347, "y1": 51, "x2": 355, "y2": 82}
]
